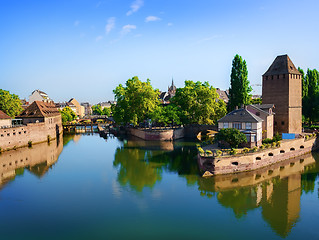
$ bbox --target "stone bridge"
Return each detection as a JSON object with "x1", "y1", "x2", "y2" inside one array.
[{"x1": 184, "y1": 124, "x2": 218, "y2": 139}]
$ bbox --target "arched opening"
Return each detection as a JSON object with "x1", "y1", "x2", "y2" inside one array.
[
  {"x1": 300, "y1": 145, "x2": 304, "y2": 149},
  {"x1": 268, "y1": 170, "x2": 273, "y2": 175},
  {"x1": 280, "y1": 150, "x2": 285, "y2": 153},
  {"x1": 231, "y1": 178, "x2": 239, "y2": 183},
  {"x1": 256, "y1": 157, "x2": 261, "y2": 160},
  {"x1": 290, "y1": 147, "x2": 295, "y2": 151},
  {"x1": 268, "y1": 152, "x2": 274, "y2": 156},
  {"x1": 232, "y1": 162, "x2": 238, "y2": 166}
]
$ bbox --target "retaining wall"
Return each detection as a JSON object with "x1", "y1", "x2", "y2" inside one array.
[
  {"x1": 129, "y1": 128, "x2": 184, "y2": 141},
  {"x1": 199, "y1": 136, "x2": 319, "y2": 175}
]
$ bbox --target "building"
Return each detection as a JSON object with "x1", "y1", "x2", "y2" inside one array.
[
  {"x1": 0, "y1": 110, "x2": 12, "y2": 128},
  {"x1": 262, "y1": 55, "x2": 302, "y2": 134},
  {"x1": 247, "y1": 104, "x2": 274, "y2": 139},
  {"x1": 159, "y1": 79, "x2": 176, "y2": 104},
  {"x1": 0, "y1": 101, "x2": 62, "y2": 151},
  {"x1": 218, "y1": 106, "x2": 263, "y2": 147},
  {"x1": 81, "y1": 102, "x2": 92, "y2": 116},
  {"x1": 216, "y1": 88, "x2": 229, "y2": 104},
  {"x1": 29, "y1": 90, "x2": 53, "y2": 104},
  {"x1": 55, "y1": 102, "x2": 77, "y2": 116},
  {"x1": 68, "y1": 98, "x2": 85, "y2": 118}
]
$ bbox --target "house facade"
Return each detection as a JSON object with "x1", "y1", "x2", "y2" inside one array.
[
  {"x1": 218, "y1": 107, "x2": 263, "y2": 147},
  {"x1": 69, "y1": 98, "x2": 85, "y2": 118},
  {"x1": 29, "y1": 90, "x2": 53, "y2": 104},
  {"x1": 0, "y1": 110, "x2": 12, "y2": 128}
]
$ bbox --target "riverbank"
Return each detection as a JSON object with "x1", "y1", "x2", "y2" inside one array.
[{"x1": 198, "y1": 135, "x2": 319, "y2": 176}]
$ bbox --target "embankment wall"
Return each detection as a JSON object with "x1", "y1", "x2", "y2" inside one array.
[{"x1": 129, "y1": 128, "x2": 184, "y2": 141}]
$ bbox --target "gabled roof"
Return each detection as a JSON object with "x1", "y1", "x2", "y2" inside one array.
[
  {"x1": 250, "y1": 104, "x2": 275, "y2": 115},
  {"x1": 218, "y1": 108, "x2": 264, "y2": 123},
  {"x1": 0, "y1": 110, "x2": 11, "y2": 119},
  {"x1": 216, "y1": 88, "x2": 229, "y2": 103},
  {"x1": 18, "y1": 101, "x2": 60, "y2": 118},
  {"x1": 263, "y1": 55, "x2": 301, "y2": 76}
]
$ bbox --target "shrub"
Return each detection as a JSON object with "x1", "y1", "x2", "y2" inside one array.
[
  {"x1": 265, "y1": 143, "x2": 271, "y2": 149},
  {"x1": 243, "y1": 147, "x2": 250, "y2": 154},
  {"x1": 198, "y1": 147, "x2": 205, "y2": 154},
  {"x1": 305, "y1": 135, "x2": 309, "y2": 140},
  {"x1": 28, "y1": 141, "x2": 32, "y2": 148},
  {"x1": 252, "y1": 146, "x2": 258, "y2": 152},
  {"x1": 216, "y1": 150, "x2": 222, "y2": 157},
  {"x1": 276, "y1": 141, "x2": 281, "y2": 147},
  {"x1": 271, "y1": 142, "x2": 277, "y2": 148},
  {"x1": 214, "y1": 128, "x2": 247, "y2": 148},
  {"x1": 259, "y1": 145, "x2": 265, "y2": 150},
  {"x1": 273, "y1": 132, "x2": 282, "y2": 141},
  {"x1": 262, "y1": 138, "x2": 273, "y2": 144},
  {"x1": 229, "y1": 148, "x2": 237, "y2": 155},
  {"x1": 205, "y1": 150, "x2": 213, "y2": 155}
]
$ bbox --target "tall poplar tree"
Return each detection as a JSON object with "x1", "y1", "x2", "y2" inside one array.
[
  {"x1": 228, "y1": 54, "x2": 252, "y2": 111},
  {"x1": 303, "y1": 69, "x2": 319, "y2": 124}
]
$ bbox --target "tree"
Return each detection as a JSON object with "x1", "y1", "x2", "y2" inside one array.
[
  {"x1": 250, "y1": 98, "x2": 262, "y2": 104},
  {"x1": 112, "y1": 76, "x2": 160, "y2": 126},
  {"x1": 60, "y1": 106, "x2": 76, "y2": 123},
  {"x1": 0, "y1": 89, "x2": 23, "y2": 118},
  {"x1": 92, "y1": 104, "x2": 103, "y2": 115},
  {"x1": 150, "y1": 104, "x2": 181, "y2": 126},
  {"x1": 214, "y1": 128, "x2": 247, "y2": 148},
  {"x1": 228, "y1": 54, "x2": 252, "y2": 111},
  {"x1": 102, "y1": 107, "x2": 111, "y2": 116},
  {"x1": 171, "y1": 80, "x2": 227, "y2": 125},
  {"x1": 302, "y1": 68, "x2": 319, "y2": 124}
]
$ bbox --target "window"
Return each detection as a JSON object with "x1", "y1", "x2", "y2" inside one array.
[
  {"x1": 281, "y1": 121, "x2": 285, "y2": 125},
  {"x1": 223, "y1": 122, "x2": 229, "y2": 128},
  {"x1": 233, "y1": 122, "x2": 241, "y2": 130},
  {"x1": 246, "y1": 122, "x2": 252, "y2": 130}
]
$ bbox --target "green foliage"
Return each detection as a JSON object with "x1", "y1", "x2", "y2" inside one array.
[
  {"x1": 242, "y1": 147, "x2": 249, "y2": 154},
  {"x1": 229, "y1": 148, "x2": 237, "y2": 155},
  {"x1": 273, "y1": 132, "x2": 282, "y2": 142},
  {"x1": 0, "y1": 89, "x2": 23, "y2": 118},
  {"x1": 276, "y1": 141, "x2": 281, "y2": 147},
  {"x1": 216, "y1": 150, "x2": 222, "y2": 156},
  {"x1": 171, "y1": 80, "x2": 227, "y2": 124},
  {"x1": 302, "y1": 68, "x2": 319, "y2": 124},
  {"x1": 150, "y1": 104, "x2": 181, "y2": 126},
  {"x1": 102, "y1": 107, "x2": 111, "y2": 116},
  {"x1": 228, "y1": 54, "x2": 252, "y2": 111},
  {"x1": 28, "y1": 141, "x2": 32, "y2": 148},
  {"x1": 60, "y1": 106, "x2": 77, "y2": 123},
  {"x1": 205, "y1": 150, "x2": 213, "y2": 155},
  {"x1": 112, "y1": 76, "x2": 160, "y2": 126},
  {"x1": 250, "y1": 98, "x2": 262, "y2": 104},
  {"x1": 215, "y1": 128, "x2": 247, "y2": 148},
  {"x1": 262, "y1": 138, "x2": 273, "y2": 144},
  {"x1": 252, "y1": 146, "x2": 258, "y2": 152},
  {"x1": 92, "y1": 104, "x2": 103, "y2": 115},
  {"x1": 259, "y1": 144, "x2": 265, "y2": 150}
]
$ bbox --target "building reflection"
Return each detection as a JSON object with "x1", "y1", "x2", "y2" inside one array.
[
  {"x1": 114, "y1": 139, "x2": 319, "y2": 237},
  {"x1": 0, "y1": 137, "x2": 64, "y2": 188},
  {"x1": 198, "y1": 152, "x2": 319, "y2": 237}
]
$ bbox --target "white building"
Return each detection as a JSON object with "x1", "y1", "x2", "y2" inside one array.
[{"x1": 29, "y1": 90, "x2": 53, "y2": 104}]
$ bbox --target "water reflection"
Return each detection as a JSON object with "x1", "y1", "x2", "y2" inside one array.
[
  {"x1": 115, "y1": 138, "x2": 319, "y2": 237},
  {"x1": 0, "y1": 136, "x2": 64, "y2": 188},
  {"x1": 198, "y1": 152, "x2": 319, "y2": 237}
]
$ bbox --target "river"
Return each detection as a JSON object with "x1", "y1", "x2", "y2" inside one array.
[{"x1": 0, "y1": 133, "x2": 318, "y2": 239}]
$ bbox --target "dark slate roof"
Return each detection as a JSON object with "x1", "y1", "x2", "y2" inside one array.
[
  {"x1": 218, "y1": 108, "x2": 263, "y2": 123},
  {"x1": 251, "y1": 104, "x2": 275, "y2": 114},
  {"x1": 0, "y1": 110, "x2": 11, "y2": 119},
  {"x1": 18, "y1": 101, "x2": 60, "y2": 118},
  {"x1": 263, "y1": 55, "x2": 301, "y2": 76}
]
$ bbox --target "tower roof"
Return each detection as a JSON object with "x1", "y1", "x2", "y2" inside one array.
[
  {"x1": 18, "y1": 101, "x2": 60, "y2": 118},
  {"x1": 263, "y1": 55, "x2": 301, "y2": 76}
]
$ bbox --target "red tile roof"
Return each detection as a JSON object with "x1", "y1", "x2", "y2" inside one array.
[
  {"x1": 0, "y1": 110, "x2": 11, "y2": 119},
  {"x1": 18, "y1": 101, "x2": 60, "y2": 118}
]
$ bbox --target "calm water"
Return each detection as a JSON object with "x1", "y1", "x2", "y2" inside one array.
[{"x1": 0, "y1": 133, "x2": 318, "y2": 240}]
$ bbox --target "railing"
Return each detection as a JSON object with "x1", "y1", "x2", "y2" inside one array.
[{"x1": 0, "y1": 124, "x2": 25, "y2": 129}]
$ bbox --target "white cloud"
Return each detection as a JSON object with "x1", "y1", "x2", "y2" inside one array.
[
  {"x1": 105, "y1": 17, "x2": 116, "y2": 34},
  {"x1": 121, "y1": 24, "x2": 137, "y2": 35},
  {"x1": 145, "y1": 16, "x2": 161, "y2": 22},
  {"x1": 126, "y1": 0, "x2": 143, "y2": 16},
  {"x1": 74, "y1": 20, "x2": 80, "y2": 27},
  {"x1": 96, "y1": 35, "x2": 103, "y2": 42},
  {"x1": 167, "y1": 22, "x2": 173, "y2": 26},
  {"x1": 196, "y1": 35, "x2": 222, "y2": 44}
]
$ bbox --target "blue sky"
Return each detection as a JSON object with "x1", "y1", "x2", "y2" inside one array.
[{"x1": 1, "y1": 0, "x2": 319, "y2": 104}]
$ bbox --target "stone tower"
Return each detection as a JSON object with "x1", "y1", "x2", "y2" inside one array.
[
  {"x1": 262, "y1": 55, "x2": 302, "y2": 134},
  {"x1": 168, "y1": 78, "x2": 176, "y2": 96}
]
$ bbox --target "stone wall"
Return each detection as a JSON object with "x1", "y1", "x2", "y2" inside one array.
[
  {"x1": 0, "y1": 115, "x2": 62, "y2": 151},
  {"x1": 199, "y1": 136, "x2": 318, "y2": 175},
  {"x1": 129, "y1": 128, "x2": 184, "y2": 141},
  {"x1": 0, "y1": 138, "x2": 63, "y2": 186}
]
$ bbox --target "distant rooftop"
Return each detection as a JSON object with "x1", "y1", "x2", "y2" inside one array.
[
  {"x1": 19, "y1": 101, "x2": 60, "y2": 118},
  {"x1": 218, "y1": 107, "x2": 264, "y2": 123},
  {"x1": 0, "y1": 110, "x2": 11, "y2": 119}
]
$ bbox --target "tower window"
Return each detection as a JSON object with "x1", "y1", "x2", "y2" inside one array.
[
  {"x1": 266, "y1": 76, "x2": 268, "y2": 80},
  {"x1": 283, "y1": 74, "x2": 285, "y2": 78},
  {"x1": 271, "y1": 76, "x2": 273, "y2": 80},
  {"x1": 277, "y1": 75, "x2": 279, "y2": 79},
  {"x1": 281, "y1": 121, "x2": 285, "y2": 125}
]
